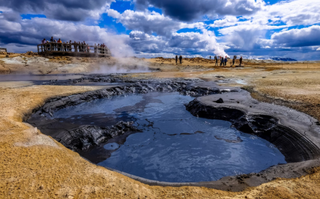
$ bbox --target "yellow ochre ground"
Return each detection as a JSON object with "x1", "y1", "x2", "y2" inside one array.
[{"x1": 1, "y1": 54, "x2": 320, "y2": 198}]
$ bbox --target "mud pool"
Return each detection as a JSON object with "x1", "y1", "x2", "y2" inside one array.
[{"x1": 51, "y1": 92, "x2": 286, "y2": 183}]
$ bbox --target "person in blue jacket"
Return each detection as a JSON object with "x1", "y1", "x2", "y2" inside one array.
[{"x1": 224, "y1": 56, "x2": 228, "y2": 66}]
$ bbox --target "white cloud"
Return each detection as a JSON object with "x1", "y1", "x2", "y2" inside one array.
[
  {"x1": 212, "y1": 0, "x2": 320, "y2": 53},
  {"x1": 211, "y1": 16, "x2": 239, "y2": 28},
  {"x1": 129, "y1": 29, "x2": 227, "y2": 57},
  {"x1": 271, "y1": 25, "x2": 320, "y2": 47},
  {"x1": 107, "y1": 9, "x2": 184, "y2": 36}
]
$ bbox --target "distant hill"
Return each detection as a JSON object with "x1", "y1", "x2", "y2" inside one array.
[{"x1": 271, "y1": 57, "x2": 297, "y2": 62}]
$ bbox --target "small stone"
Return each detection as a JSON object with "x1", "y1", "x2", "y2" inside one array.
[{"x1": 215, "y1": 98, "x2": 224, "y2": 103}]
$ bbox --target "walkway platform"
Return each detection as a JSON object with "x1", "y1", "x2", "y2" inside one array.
[{"x1": 37, "y1": 43, "x2": 111, "y2": 57}]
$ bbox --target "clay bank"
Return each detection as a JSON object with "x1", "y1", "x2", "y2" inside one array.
[{"x1": 23, "y1": 75, "x2": 320, "y2": 192}]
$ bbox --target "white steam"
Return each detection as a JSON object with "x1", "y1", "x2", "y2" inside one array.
[
  {"x1": 201, "y1": 28, "x2": 228, "y2": 57},
  {"x1": 91, "y1": 57, "x2": 150, "y2": 74}
]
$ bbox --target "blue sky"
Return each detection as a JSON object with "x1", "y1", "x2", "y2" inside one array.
[{"x1": 0, "y1": 0, "x2": 320, "y2": 60}]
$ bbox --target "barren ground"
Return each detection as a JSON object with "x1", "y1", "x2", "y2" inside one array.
[{"x1": 1, "y1": 54, "x2": 320, "y2": 198}]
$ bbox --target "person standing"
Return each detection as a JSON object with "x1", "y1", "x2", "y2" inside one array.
[
  {"x1": 83, "y1": 41, "x2": 87, "y2": 53},
  {"x1": 214, "y1": 55, "x2": 218, "y2": 66},
  {"x1": 240, "y1": 56, "x2": 243, "y2": 67},
  {"x1": 220, "y1": 56, "x2": 224, "y2": 66},
  {"x1": 57, "y1": 38, "x2": 62, "y2": 51},
  {"x1": 79, "y1": 41, "x2": 82, "y2": 52},
  {"x1": 69, "y1": 40, "x2": 72, "y2": 52},
  {"x1": 179, "y1": 55, "x2": 182, "y2": 64},
  {"x1": 53, "y1": 39, "x2": 57, "y2": 51},
  {"x1": 74, "y1": 41, "x2": 78, "y2": 52},
  {"x1": 224, "y1": 56, "x2": 228, "y2": 66},
  {"x1": 233, "y1": 55, "x2": 237, "y2": 66},
  {"x1": 209, "y1": 56, "x2": 211, "y2": 59},
  {"x1": 175, "y1": 55, "x2": 178, "y2": 64}
]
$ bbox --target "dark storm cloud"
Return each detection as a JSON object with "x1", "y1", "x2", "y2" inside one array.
[
  {"x1": 135, "y1": 0, "x2": 264, "y2": 21},
  {"x1": 1, "y1": 11, "x2": 21, "y2": 22},
  {"x1": 0, "y1": 0, "x2": 114, "y2": 21},
  {"x1": 272, "y1": 26, "x2": 320, "y2": 47}
]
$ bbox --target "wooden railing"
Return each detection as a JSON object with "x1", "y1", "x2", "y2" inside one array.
[{"x1": 37, "y1": 43, "x2": 110, "y2": 57}]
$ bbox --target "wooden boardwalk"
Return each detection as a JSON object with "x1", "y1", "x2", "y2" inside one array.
[
  {"x1": 37, "y1": 43, "x2": 111, "y2": 57},
  {"x1": 0, "y1": 48, "x2": 7, "y2": 53}
]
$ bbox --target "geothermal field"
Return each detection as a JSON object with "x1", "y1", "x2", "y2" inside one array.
[{"x1": 1, "y1": 53, "x2": 320, "y2": 198}]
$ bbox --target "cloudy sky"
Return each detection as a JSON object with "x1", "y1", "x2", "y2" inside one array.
[{"x1": 0, "y1": 0, "x2": 319, "y2": 60}]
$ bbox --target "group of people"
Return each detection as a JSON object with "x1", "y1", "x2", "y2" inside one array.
[
  {"x1": 174, "y1": 55, "x2": 243, "y2": 67},
  {"x1": 40, "y1": 37, "x2": 108, "y2": 54},
  {"x1": 214, "y1": 55, "x2": 243, "y2": 67},
  {"x1": 175, "y1": 55, "x2": 183, "y2": 64}
]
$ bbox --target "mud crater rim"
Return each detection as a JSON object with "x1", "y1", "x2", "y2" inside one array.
[{"x1": 24, "y1": 76, "x2": 320, "y2": 192}]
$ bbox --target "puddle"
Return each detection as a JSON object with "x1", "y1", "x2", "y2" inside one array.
[
  {"x1": 52, "y1": 92, "x2": 286, "y2": 182},
  {"x1": 234, "y1": 79, "x2": 247, "y2": 85}
]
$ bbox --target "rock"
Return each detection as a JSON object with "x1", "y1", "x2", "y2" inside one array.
[
  {"x1": 215, "y1": 98, "x2": 224, "y2": 103},
  {"x1": 57, "y1": 121, "x2": 140, "y2": 151}
]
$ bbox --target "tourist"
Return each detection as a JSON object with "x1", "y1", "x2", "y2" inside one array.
[
  {"x1": 214, "y1": 56, "x2": 218, "y2": 66},
  {"x1": 58, "y1": 39, "x2": 63, "y2": 51},
  {"x1": 79, "y1": 41, "x2": 83, "y2": 52},
  {"x1": 220, "y1": 56, "x2": 224, "y2": 66},
  {"x1": 41, "y1": 38, "x2": 46, "y2": 44},
  {"x1": 94, "y1": 44, "x2": 97, "y2": 54},
  {"x1": 45, "y1": 40, "x2": 50, "y2": 51},
  {"x1": 175, "y1": 55, "x2": 178, "y2": 64},
  {"x1": 224, "y1": 56, "x2": 228, "y2": 66},
  {"x1": 83, "y1": 41, "x2": 87, "y2": 52},
  {"x1": 240, "y1": 56, "x2": 243, "y2": 67},
  {"x1": 210, "y1": 56, "x2": 211, "y2": 59},
  {"x1": 233, "y1": 55, "x2": 237, "y2": 66},
  {"x1": 101, "y1": 43, "x2": 106, "y2": 54},
  {"x1": 50, "y1": 36, "x2": 54, "y2": 42},
  {"x1": 69, "y1": 40, "x2": 72, "y2": 52},
  {"x1": 53, "y1": 40, "x2": 57, "y2": 51},
  {"x1": 179, "y1": 55, "x2": 182, "y2": 64}
]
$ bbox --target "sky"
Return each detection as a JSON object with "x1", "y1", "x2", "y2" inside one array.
[{"x1": 0, "y1": 0, "x2": 320, "y2": 60}]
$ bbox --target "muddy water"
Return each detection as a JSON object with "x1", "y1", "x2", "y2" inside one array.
[{"x1": 53, "y1": 92, "x2": 286, "y2": 183}]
